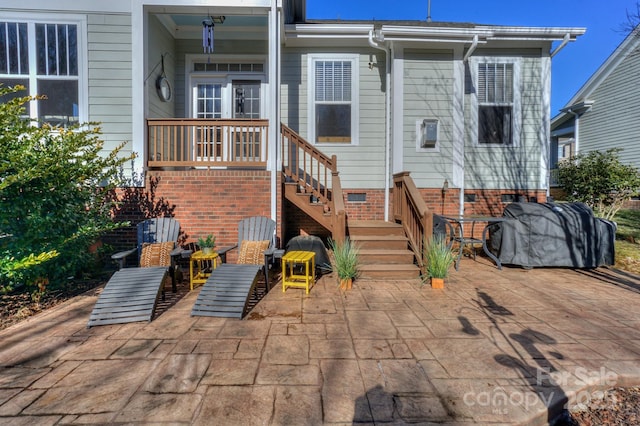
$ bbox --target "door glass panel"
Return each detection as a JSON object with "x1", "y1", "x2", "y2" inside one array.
[
  {"x1": 232, "y1": 80, "x2": 261, "y2": 161},
  {"x1": 195, "y1": 83, "x2": 223, "y2": 159}
]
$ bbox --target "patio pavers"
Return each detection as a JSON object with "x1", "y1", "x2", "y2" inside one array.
[{"x1": 1, "y1": 259, "x2": 640, "y2": 424}]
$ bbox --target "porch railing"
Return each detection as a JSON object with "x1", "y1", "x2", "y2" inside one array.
[
  {"x1": 393, "y1": 171, "x2": 433, "y2": 273},
  {"x1": 281, "y1": 123, "x2": 346, "y2": 242},
  {"x1": 147, "y1": 118, "x2": 268, "y2": 168}
]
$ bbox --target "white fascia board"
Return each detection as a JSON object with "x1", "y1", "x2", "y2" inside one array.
[
  {"x1": 0, "y1": 0, "x2": 131, "y2": 13},
  {"x1": 565, "y1": 25, "x2": 640, "y2": 108}
]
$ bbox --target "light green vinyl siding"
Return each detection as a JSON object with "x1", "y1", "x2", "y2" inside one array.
[
  {"x1": 402, "y1": 49, "x2": 454, "y2": 185},
  {"x1": 87, "y1": 13, "x2": 132, "y2": 161},
  {"x1": 281, "y1": 48, "x2": 386, "y2": 189},
  {"x1": 579, "y1": 45, "x2": 640, "y2": 171},
  {"x1": 464, "y1": 51, "x2": 545, "y2": 190}
]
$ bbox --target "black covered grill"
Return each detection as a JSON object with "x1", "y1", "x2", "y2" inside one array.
[{"x1": 488, "y1": 202, "x2": 615, "y2": 269}]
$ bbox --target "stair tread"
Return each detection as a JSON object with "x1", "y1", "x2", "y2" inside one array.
[
  {"x1": 359, "y1": 264, "x2": 419, "y2": 271},
  {"x1": 359, "y1": 249, "x2": 414, "y2": 254},
  {"x1": 349, "y1": 220, "x2": 402, "y2": 228},
  {"x1": 350, "y1": 235, "x2": 407, "y2": 241}
]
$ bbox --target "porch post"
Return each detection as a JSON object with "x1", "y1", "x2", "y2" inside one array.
[{"x1": 268, "y1": 0, "x2": 281, "y2": 222}]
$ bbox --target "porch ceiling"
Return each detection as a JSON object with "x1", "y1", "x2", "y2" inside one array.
[{"x1": 154, "y1": 12, "x2": 268, "y2": 40}]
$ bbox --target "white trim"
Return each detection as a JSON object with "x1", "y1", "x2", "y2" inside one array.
[
  {"x1": 0, "y1": 13, "x2": 88, "y2": 126},
  {"x1": 540, "y1": 55, "x2": 551, "y2": 190},
  {"x1": 307, "y1": 53, "x2": 360, "y2": 146},
  {"x1": 392, "y1": 47, "x2": 404, "y2": 174},
  {"x1": 0, "y1": 0, "x2": 131, "y2": 13},
  {"x1": 451, "y1": 50, "x2": 465, "y2": 190},
  {"x1": 468, "y1": 56, "x2": 522, "y2": 147},
  {"x1": 132, "y1": 3, "x2": 144, "y2": 177}
]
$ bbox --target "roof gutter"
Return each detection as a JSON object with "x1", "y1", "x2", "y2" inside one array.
[{"x1": 368, "y1": 28, "x2": 392, "y2": 222}]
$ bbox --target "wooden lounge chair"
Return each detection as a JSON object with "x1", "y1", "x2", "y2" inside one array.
[
  {"x1": 87, "y1": 218, "x2": 183, "y2": 327},
  {"x1": 191, "y1": 216, "x2": 276, "y2": 319}
]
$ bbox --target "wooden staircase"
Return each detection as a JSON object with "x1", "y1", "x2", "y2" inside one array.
[{"x1": 348, "y1": 220, "x2": 421, "y2": 280}]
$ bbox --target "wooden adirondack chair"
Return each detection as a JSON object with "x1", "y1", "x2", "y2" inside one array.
[
  {"x1": 87, "y1": 218, "x2": 183, "y2": 327},
  {"x1": 217, "y1": 215, "x2": 276, "y2": 263},
  {"x1": 191, "y1": 216, "x2": 276, "y2": 319}
]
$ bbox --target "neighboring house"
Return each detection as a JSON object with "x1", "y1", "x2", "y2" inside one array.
[
  {"x1": 551, "y1": 25, "x2": 640, "y2": 187},
  {"x1": 0, "y1": 0, "x2": 585, "y2": 270}
]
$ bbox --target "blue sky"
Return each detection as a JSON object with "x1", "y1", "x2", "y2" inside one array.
[{"x1": 306, "y1": 0, "x2": 638, "y2": 115}]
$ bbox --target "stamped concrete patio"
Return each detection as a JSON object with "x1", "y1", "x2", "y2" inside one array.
[{"x1": 1, "y1": 257, "x2": 640, "y2": 425}]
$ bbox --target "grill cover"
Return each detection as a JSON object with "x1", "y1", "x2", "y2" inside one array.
[
  {"x1": 488, "y1": 202, "x2": 615, "y2": 268},
  {"x1": 285, "y1": 235, "x2": 331, "y2": 274}
]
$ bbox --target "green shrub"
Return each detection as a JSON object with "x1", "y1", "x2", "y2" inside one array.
[{"x1": 0, "y1": 85, "x2": 133, "y2": 293}]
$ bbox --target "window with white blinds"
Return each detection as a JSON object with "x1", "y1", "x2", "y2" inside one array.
[
  {"x1": 477, "y1": 62, "x2": 514, "y2": 145},
  {"x1": 0, "y1": 19, "x2": 81, "y2": 127},
  {"x1": 309, "y1": 55, "x2": 358, "y2": 144}
]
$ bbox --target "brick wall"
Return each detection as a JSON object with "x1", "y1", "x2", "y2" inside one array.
[
  {"x1": 148, "y1": 170, "x2": 272, "y2": 249},
  {"x1": 103, "y1": 169, "x2": 273, "y2": 265}
]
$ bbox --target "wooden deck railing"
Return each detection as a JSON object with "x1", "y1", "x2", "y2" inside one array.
[
  {"x1": 393, "y1": 171, "x2": 433, "y2": 272},
  {"x1": 281, "y1": 123, "x2": 346, "y2": 242},
  {"x1": 147, "y1": 118, "x2": 268, "y2": 168}
]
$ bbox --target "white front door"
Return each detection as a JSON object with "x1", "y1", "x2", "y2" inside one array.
[{"x1": 191, "y1": 78, "x2": 262, "y2": 162}]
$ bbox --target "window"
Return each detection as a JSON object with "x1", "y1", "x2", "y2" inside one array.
[
  {"x1": 476, "y1": 62, "x2": 515, "y2": 145},
  {"x1": 0, "y1": 18, "x2": 82, "y2": 127},
  {"x1": 309, "y1": 55, "x2": 358, "y2": 144}
]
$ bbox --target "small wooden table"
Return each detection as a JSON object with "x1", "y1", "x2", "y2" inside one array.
[
  {"x1": 189, "y1": 250, "x2": 220, "y2": 290},
  {"x1": 281, "y1": 250, "x2": 315, "y2": 294}
]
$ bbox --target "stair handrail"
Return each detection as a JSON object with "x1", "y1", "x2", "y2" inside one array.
[
  {"x1": 281, "y1": 123, "x2": 346, "y2": 241},
  {"x1": 393, "y1": 171, "x2": 433, "y2": 272}
]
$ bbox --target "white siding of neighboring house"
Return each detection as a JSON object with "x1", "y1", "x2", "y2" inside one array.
[
  {"x1": 578, "y1": 44, "x2": 640, "y2": 171},
  {"x1": 87, "y1": 13, "x2": 134, "y2": 165},
  {"x1": 401, "y1": 48, "x2": 455, "y2": 186},
  {"x1": 464, "y1": 50, "x2": 546, "y2": 191},
  {"x1": 280, "y1": 48, "x2": 387, "y2": 189}
]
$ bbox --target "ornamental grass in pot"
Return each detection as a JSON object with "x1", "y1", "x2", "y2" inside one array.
[
  {"x1": 422, "y1": 234, "x2": 455, "y2": 289},
  {"x1": 328, "y1": 237, "x2": 360, "y2": 290}
]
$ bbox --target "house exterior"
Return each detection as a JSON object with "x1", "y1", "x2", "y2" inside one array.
[
  {"x1": 550, "y1": 25, "x2": 640, "y2": 188},
  {"x1": 0, "y1": 0, "x2": 585, "y2": 252}
]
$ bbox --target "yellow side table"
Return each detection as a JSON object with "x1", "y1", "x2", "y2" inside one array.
[
  {"x1": 281, "y1": 250, "x2": 315, "y2": 294},
  {"x1": 189, "y1": 250, "x2": 219, "y2": 290}
]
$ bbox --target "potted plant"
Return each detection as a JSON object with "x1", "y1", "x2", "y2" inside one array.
[
  {"x1": 422, "y1": 234, "x2": 455, "y2": 289},
  {"x1": 328, "y1": 237, "x2": 360, "y2": 290},
  {"x1": 197, "y1": 234, "x2": 216, "y2": 254}
]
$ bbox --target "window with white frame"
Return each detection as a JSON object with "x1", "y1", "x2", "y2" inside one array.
[
  {"x1": 0, "y1": 18, "x2": 82, "y2": 127},
  {"x1": 477, "y1": 62, "x2": 515, "y2": 145},
  {"x1": 309, "y1": 55, "x2": 358, "y2": 144}
]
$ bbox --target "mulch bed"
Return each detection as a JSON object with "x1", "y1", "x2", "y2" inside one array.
[
  {"x1": 556, "y1": 387, "x2": 640, "y2": 425},
  {"x1": 0, "y1": 279, "x2": 105, "y2": 331}
]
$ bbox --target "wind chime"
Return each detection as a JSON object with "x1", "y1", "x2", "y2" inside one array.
[{"x1": 202, "y1": 16, "x2": 225, "y2": 58}]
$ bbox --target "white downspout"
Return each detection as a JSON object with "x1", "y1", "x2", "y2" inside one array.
[
  {"x1": 368, "y1": 28, "x2": 392, "y2": 221},
  {"x1": 269, "y1": 0, "x2": 280, "y2": 223},
  {"x1": 550, "y1": 33, "x2": 571, "y2": 58}
]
